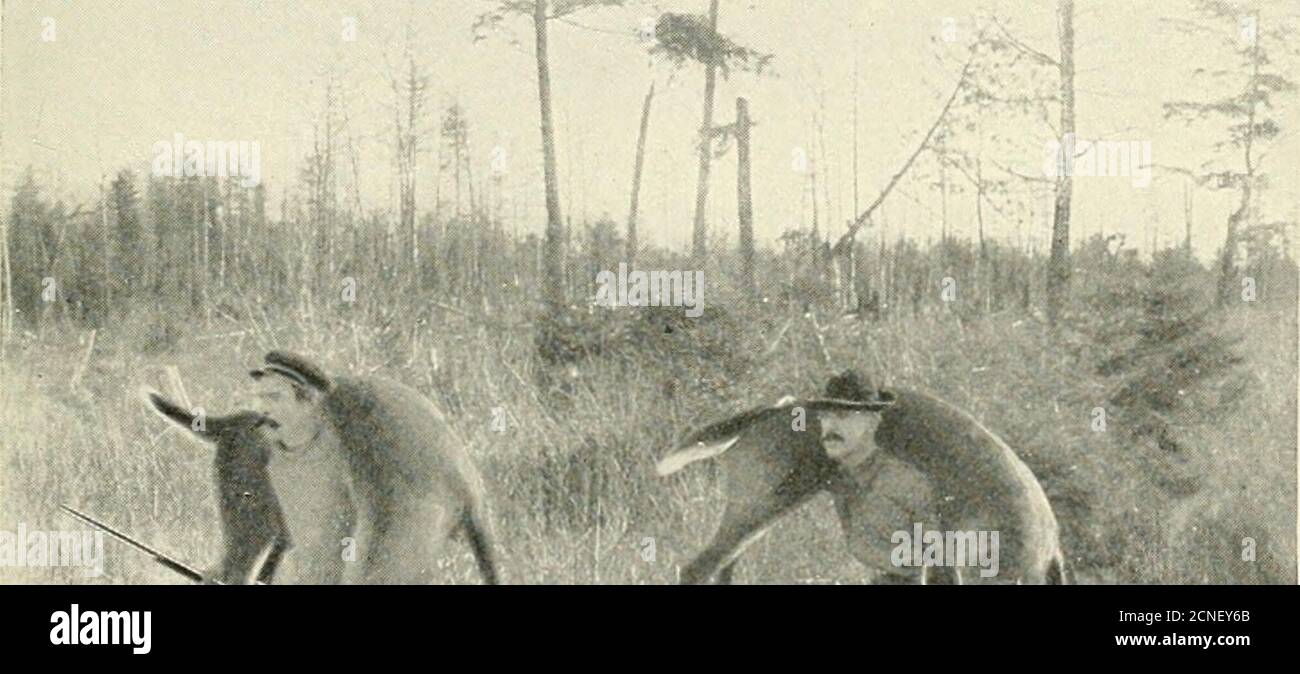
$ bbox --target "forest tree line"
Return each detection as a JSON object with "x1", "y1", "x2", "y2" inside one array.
[{"x1": 0, "y1": 0, "x2": 1296, "y2": 346}]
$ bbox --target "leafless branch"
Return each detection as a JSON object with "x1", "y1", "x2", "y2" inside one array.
[
  {"x1": 832, "y1": 56, "x2": 975, "y2": 254},
  {"x1": 991, "y1": 17, "x2": 1059, "y2": 67}
]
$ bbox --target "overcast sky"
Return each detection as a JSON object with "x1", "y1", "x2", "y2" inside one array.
[{"x1": 2, "y1": 0, "x2": 1297, "y2": 262}]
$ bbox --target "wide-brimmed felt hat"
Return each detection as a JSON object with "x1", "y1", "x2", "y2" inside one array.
[{"x1": 806, "y1": 369, "x2": 894, "y2": 411}]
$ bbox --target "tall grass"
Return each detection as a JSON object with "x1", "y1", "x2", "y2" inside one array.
[{"x1": 0, "y1": 299, "x2": 1294, "y2": 584}]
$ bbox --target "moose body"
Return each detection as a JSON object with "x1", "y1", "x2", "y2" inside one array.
[
  {"x1": 668, "y1": 406, "x2": 840, "y2": 585},
  {"x1": 658, "y1": 374, "x2": 1065, "y2": 585},
  {"x1": 249, "y1": 352, "x2": 499, "y2": 585},
  {"x1": 826, "y1": 389, "x2": 1064, "y2": 584},
  {"x1": 309, "y1": 374, "x2": 497, "y2": 584},
  {"x1": 144, "y1": 352, "x2": 499, "y2": 585},
  {"x1": 263, "y1": 420, "x2": 353, "y2": 584}
]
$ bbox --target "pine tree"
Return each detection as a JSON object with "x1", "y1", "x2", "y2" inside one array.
[{"x1": 110, "y1": 170, "x2": 146, "y2": 302}]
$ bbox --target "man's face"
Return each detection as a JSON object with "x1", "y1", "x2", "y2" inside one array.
[
  {"x1": 818, "y1": 410, "x2": 881, "y2": 468},
  {"x1": 246, "y1": 377, "x2": 321, "y2": 450}
]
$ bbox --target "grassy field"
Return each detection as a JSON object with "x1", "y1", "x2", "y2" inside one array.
[{"x1": 1, "y1": 301, "x2": 1294, "y2": 584}]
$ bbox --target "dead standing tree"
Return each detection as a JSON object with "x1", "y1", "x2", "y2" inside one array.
[
  {"x1": 475, "y1": 0, "x2": 624, "y2": 316},
  {"x1": 299, "y1": 83, "x2": 344, "y2": 308},
  {"x1": 626, "y1": 82, "x2": 654, "y2": 268},
  {"x1": 389, "y1": 50, "x2": 431, "y2": 300},
  {"x1": 1161, "y1": 2, "x2": 1296, "y2": 306},
  {"x1": 441, "y1": 103, "x2": 477, "y2": 299},
  {"x1": 832, "y1": 57, "x2": 975, "y2": 268},
  {"x1": 649, "y1": 6, "x2": 773, "y2": 264},
  {"x1": 831, "y1": 12, "x2": 1069, "y2": 318},
  {"x1": 691, "y1": 0, "x2": 720, "y2": 262},
  {"x1": 922, "y1": 8, "x2": 1076, "y2": 322},
  {"x1": 700, "y1": 93, "x2": 764, "y2": 301},
  {"x1": 1046, "y1": 0, "x2": 1075, "y2": 325},
  {"x1": 474, "y1": 0, "x2": 626, "y2": 377},
  {"x1": 735, "y1": 97, "x2": 756, "y2": 298},
  {"x1": 0, "y1": 205, "x2": 11, "y2": 358},
  {"x1": 922, "y1": 22, "x2": 1057, "y2": 314}
]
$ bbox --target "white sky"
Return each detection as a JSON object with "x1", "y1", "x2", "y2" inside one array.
[{"x1": 2, "y1": 0, "x2": 1297, "y2": 263}]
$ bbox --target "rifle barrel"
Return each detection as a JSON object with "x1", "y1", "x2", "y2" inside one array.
[{"x1": 59, "y1": 504, "x2": 205, "y2": 582}]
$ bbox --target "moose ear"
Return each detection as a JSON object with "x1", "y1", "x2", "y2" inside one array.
[
  {"x1": 249, "y1": 366, "x2": 318, "y2": 404},
  {"x1": 656, "y1": 435, "x2": 740, "y2": 477},
  {"x1": 140, "y1": 387, "x2": 210, "y2": 437},
  {"x1": 657, "y1": 404, "x2": 792, "y2": 477}
]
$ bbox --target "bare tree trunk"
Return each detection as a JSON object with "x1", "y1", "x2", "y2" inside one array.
[
  {"x1": 466, "y1": 150, "x2": 478, "y2": 220},
  {"x1": 626, "y1": 82, "x2": 655, "y2": 267},
  {"x1": 190, "y1": 189, "x2": 201, "y2": 311},
  {"x1": 833, "y1": 57, "x2": 972, "y2": 254},
  {"x1": 100, "y1": 178, "x2": 112, "y2": 317},
  {"x1": 534, "y1": 0, "x2": 566, "y2": 310},
  {"x1": 736, "y1": 97, "x2": 755, "y2": 298},
  {"x1": 1, "y1": 207, "x2": 11, "y2": 355},
  {"x1": 846, "y1": 53, "x2": 861, "y2": 311},
  {"x1": 976, "y1": 157, "x2": 987, "y2": 310},
  {"x1": 388, "y1": 60, "x2": 425, "y2": 297},
  {"x1": 454, "y1": 132, "x2": 463, "y2": 219},
  {"x1": 0, "y1": 29, "x2": 9, "y2": 352},
  {"x1": 816, "y1": 110, "x2": 833, "y2": 234},
  {"x1": 690, "y1": 0, "x2": 721, "y2": 262},
  {"x1": 433, "y1": 142, "x2": 443, "y2": 227},
  {"x1": 1046, "y1": 0, "x2": 1075, "y2": 325},
  {"x1": 938, "y1": 129, "x2": 948, "y2": 254},
  {"x1": 810, "y1": 153, "x2": 819, "y2": 240},
  {"x1": 200, "y1": 179, "x2": 210, "y2": 320},
  {"x1": 976, "y1": 158, "x2": 987, "y2": 261},
  {"x1": 1218, "y1": 183, "x2": 1250, "y2": 306},
  {"x1": 218, "y1": 183, "x2": 227, "y2": 289},
  {"x1": 1218, "y1": 10, "x2": 1261, "y2": 306}
]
